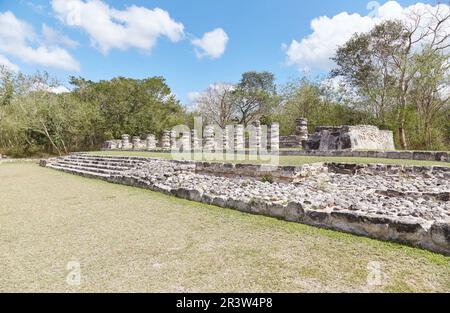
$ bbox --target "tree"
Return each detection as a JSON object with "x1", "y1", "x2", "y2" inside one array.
[
  {"x1": 0, "y1": 70, "x2": 190, "y2": 157},
  {"x1": 231, "y1": 71, "x2": 279, "y2": 126},
  {"x1": 331, "y1": 29, "x2": 397, "y2": 126},
  {"x1": 332, "y1": 6, "x2": 450, "y2": 149},
  {"x1": 409, "y1": 47, "x2": 450, "y2": 149},
  {"x1": 273, "y1": 77, "x2": 374, "y2": 135},
  {"x1": 70, "y1": 76, "x2": 186, "y2": 138},
  {"x1": 194, "y1": 83, "x2": 235, "y2": 128}
]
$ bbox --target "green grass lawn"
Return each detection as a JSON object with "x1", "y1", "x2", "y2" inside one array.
[
  {"x1": 0, "y1": 162, "x2": 448, "y2": 292},
  {"x1": 87, "y1": 150, "x2": 450, "y2": 167}
]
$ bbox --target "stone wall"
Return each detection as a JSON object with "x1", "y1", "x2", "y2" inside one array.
[{"x1": 278, "y1": 149, "x2": 449, "y2": 162}]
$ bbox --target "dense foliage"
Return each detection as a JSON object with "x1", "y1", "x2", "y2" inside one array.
[{"x1": 0, "y1": 69, "x2": 189, "y2": 157}]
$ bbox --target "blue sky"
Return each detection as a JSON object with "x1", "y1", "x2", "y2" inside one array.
[{"x1": 0, "y1": 0, "x2": 442, "y2": 105}]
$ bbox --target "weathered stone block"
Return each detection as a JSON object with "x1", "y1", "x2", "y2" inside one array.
[
  {"x1": 304, "y1": 209, "x2": 330, "y2": 226},
  {"x1": 284, "y1": 201, "x2": 304, "y2": 221},
  {"x1": 428, "y1": 222, "x2": 450, "y2": 255},
  {"x1": 413, "y1": 151, "x2": 435, "y2": 161},
  {"x1": 266, "y1": 203, "x2": 285, "y2": 218}
]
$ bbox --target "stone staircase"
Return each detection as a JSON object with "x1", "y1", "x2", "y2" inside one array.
[{"x1": 42, "y1": 154, "x2": 146, "y2": 179}]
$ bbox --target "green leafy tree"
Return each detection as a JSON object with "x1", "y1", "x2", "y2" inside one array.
[
  {"x1": 231, "y1": 71, "x2": 279, "y2": 126},
  {"x1": 70, "y1": 76, "x2": 186, "y2": 139}
]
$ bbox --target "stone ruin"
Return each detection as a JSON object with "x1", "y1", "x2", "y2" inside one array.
[
  {"x1": 101, "y1": 119, "x2": 395, "y2": 152},
  {"x1": 279, "y1": 118, "x2": 308, "y2": 148},
  {"x1": 102, "y1": 133, "x2": 157, "y2": 151},
  {"x1": 41, "y1": 153, "x2": 450, "y2": 255},
  {"x1": 279, "y1": 118, "x2": 395, "y2": 151},
  {"x1": 304, "y1": 125, "x2": 395, "y2": 151},
  {"x1": 102, "y1": 122, "x2": 281, "y2": 152}
]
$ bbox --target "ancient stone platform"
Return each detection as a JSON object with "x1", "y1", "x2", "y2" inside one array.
[
  {"x1": 304, "y1": 125, "x2": 395, "y2": 151},
  {"x1": 40, "y1": 153, "x2": 450, "y2": 255}
]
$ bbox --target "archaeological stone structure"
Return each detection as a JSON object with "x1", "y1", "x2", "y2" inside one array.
[
  {"x1": 278, "y1": 118, "x2": 395, "y2": 151},
  {"x1": 102, "y1": 133, "x2": 158, "y2": 151},
  {"x1": 101, "y1": 121, "x2": 281, "y2": 153},
  {"x1": 101, "y1": 119, "x2": 396, "y2": 153},
  {"x1": 279, "y1": 118, "x2": 309, "y2": 148},
  {"x1": 40, "y1": 153, "x2": 450, "y2": 255},
  {"x1": 99, "y1": 120, "x2": 450, "y2": 162},
  {"x1": 303, "y1": 125, "x2": 395, "y2": 151}
]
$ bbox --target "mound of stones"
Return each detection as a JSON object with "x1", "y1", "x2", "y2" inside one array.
[{"x1": 40, "y1": 154, "x2": 450, "y2": 255}]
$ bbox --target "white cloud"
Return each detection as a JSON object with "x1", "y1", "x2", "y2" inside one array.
[
  {"x1": 0, "y1": 54, "x2": 19, "y2": 72},
  {"x1": 192, "y1": 28, "x2": 229, "y2": 59},
  {"x1": 31, "y1": 81, "x2": 71, "y2": 94},
  {"x1": 284, "y1": 1, "x2": 450, "y2": 71},
  {"x1": 48, "y1": 85, "x2": 70, "y2": 93},
  {"x1": 42, "y1": 24, "x2": 78, "y2": 48},
  {"x1": 0, "y1": 11, "x2": 80, "y2": 71},
  {"x1": 51, "y1": 0, "x2": 184, "y2": 54},
  {"x1": 187, "y1": 91, "x2": 201, "y2": 104}
]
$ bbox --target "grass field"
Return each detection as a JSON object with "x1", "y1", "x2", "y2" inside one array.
[
  {"x1": 88, "y1": 150, "x2": 450, "y2": 167},
  {"x1": 0, "y1": 162, "x2": 448, "y2": 292}
]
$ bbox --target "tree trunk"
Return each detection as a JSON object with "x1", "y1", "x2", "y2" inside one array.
[
  {"x1": 40, "y1": 121, "x2": 62, "y2": 156},
  {"x1": 399, "y1": 126, "x2": 407, "y2": 149}
]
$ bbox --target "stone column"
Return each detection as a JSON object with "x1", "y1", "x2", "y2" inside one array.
[
  {"x1": 295, "y1": 118, "x2": 308, "y2": 142},
  {"x1": 132, "y1": 136, "x2": 141, "y2": 150},
  {"x1": 121, "y1": 134, "x2": 131, "y2": 150},
  {"x1": 146, "y1": 134, "x2": 156, "y2": 150},
  {"x1": 222, "y1": 127, "x2": 230, "y2": 150},
  {"x1": 253, "y1": 120, "x2": 262, "y2": 150},
  {"x1": 191, "y1": 129, "x2": 201, "y2": 150},
  {"x1": 248, "y1": 121, "x2": 261, "y2": 152},
  {"x1": 203, "y1": 125, "x2": 215, "y2": 152},
  {"x1": 161, "y1": 130, "x2": 171, "y2": 150},
  {"x1": 170, "y1": 130, "x2": 177, "y2": 150},
  {"x1": 234, "y1": 124, "x2": 244, "y2": 152},
  {"x1": 269, "y1": 122, "x2": 279, "y2": 151},
  {"x1": 181, "y1": 131, "x2": 191, "y2": 152},
  {"x1": 102, "y1": 140, "x2": 114, "y2": 150}
]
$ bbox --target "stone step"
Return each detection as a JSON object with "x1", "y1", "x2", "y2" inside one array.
[
  {"x1": 69, "y1": 154, "x2": 149, "y2": 161},
  {"x1": 65, "y1": 155, "x2": 146, "y2": 164},
  {"x1": 46, "y1": 164, "x2": 113, "y2": 178},
  {"x1": 54, "y1": 159, "x2": 132, "y2": 171},
  {"x1": 60, "y1": 158, "x2": 143, "y2": 167},
  {"x1": 47, "y1": 162, "x2": 123, "y2": 176}
]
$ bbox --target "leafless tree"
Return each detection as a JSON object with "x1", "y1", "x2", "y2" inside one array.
[{"x1": 194, "y1": 83, "x2": 235, "y2": 128}]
